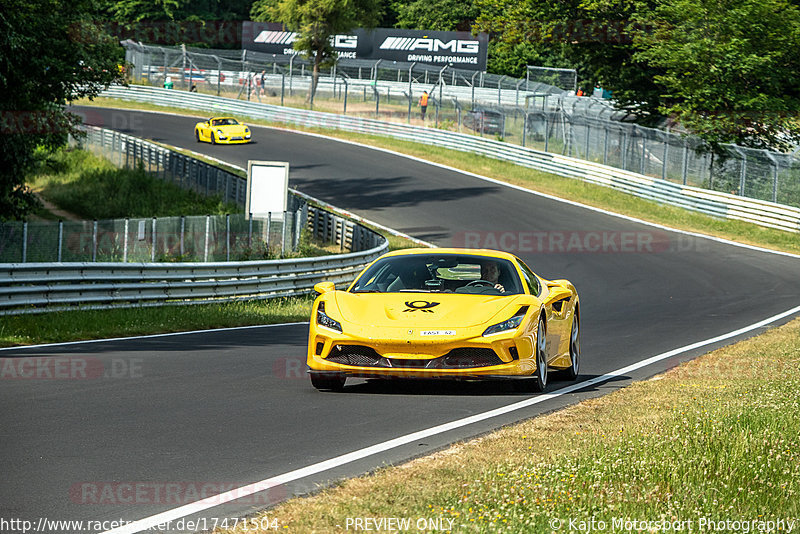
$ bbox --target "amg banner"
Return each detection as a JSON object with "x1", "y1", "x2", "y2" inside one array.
[{"x1": 242, "y1": 22, "x2": 489, "y2": 71}]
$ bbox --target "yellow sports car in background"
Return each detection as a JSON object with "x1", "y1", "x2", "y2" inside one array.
[
  {"x1": 307, "y1": 248, "x2": 580, "y2": 392},
  {"x1": 194, "y1": 117, "x2": 251, "y2": 144}
]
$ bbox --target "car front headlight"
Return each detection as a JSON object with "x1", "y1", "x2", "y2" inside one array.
[
  {"x1": 482, "y1": 307, "x2": 529, "y2": 337},
  {"x1": 216, "y1": 129, "x2": 227, "y2": 139},
  {"x1": 316, "y1": 301, "x2": 342, "y2": 332}
]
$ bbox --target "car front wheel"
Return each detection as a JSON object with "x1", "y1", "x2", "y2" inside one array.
[
  {"x1": 210, "y1": 132, "x2": 217, "y2": 145},
  {"x1": 514, "y1": 316, "x2": 548, "y2": 393},
  {"x1": 195, "y1": 129, "x2": 201, "y2": 142},
  {"x1": 562, "y1": 311, "x2": 580, "y2": 381},
  {"x1": 310, "y1": 373, "x2": 346, "y2": 392}
]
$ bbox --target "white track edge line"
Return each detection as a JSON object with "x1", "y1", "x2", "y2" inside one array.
[
  {"x1": 101, "y1": 303, "x2": 800, "y2": 534},
  {"x1": 267, "y1": 129, "x2": 800, "y2": 260},
  {"x1": 84, "y1": 105, "x2": 800, "y2": 260}
]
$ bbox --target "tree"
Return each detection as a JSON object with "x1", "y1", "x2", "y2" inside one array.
[
  {"x1": 475, "y1": 0, "x2": 666, "y2": 121},
  {"x1": 475, "y1": 0, "x2": 800, "y2": 150},
  {"x1": 633, "y1": 0, "x2": 800, "y2": 151},
  {"x1": 392, "y1": 0, "x2": 480, "y2": 31},
  {"x1": 0, "y1": 0, "x2": 123, "y2": 220},
  {"x1": 250, "y1": 0, "x2": 382, "y2": 103}
]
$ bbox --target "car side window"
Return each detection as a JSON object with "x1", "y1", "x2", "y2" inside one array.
[{"x1": 515, "y1": 258, "x2": 541, "y2": 296}]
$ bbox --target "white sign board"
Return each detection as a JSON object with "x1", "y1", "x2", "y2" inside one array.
[{"x1": 246, "y1": 161, "x2": 289, "y2": 218}]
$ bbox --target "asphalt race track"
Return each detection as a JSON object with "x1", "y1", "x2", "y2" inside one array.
[{"x1": 2, "y1": 106, "x2": 799, "y2": 532}]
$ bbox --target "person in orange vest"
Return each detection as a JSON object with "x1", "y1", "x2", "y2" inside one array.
[{"x1": 419, "y1": 91, "x2": 429, "y2": 120}]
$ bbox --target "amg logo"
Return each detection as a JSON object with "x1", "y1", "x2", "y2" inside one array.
[
  {"x1": 333, "y1": 35, "x2": 358, "y2": 49},
  {"x1": 254, "y1": 32, "x2": 357, "y2": 49},
  {"x1": 379, "y1": 37, "x2": 480, "y2": 54},
  {"x1": 254, "y1": 30, "x2": 297, "y2": 45}
]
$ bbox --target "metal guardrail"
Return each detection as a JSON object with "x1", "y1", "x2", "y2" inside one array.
[
  {"x1": 99, "y1": 85, "x2": 800, "y2": 232},
  {"x1": 81, "y1": 125, "x2": 248, "y2": 207},
  {"x1": 123, "y1": 43, "x2": 800, "y2": 208},
  {"x1": 0, "y1": 239, "x2": 386, "y2": 315},
  {"x1": 1, "y1": 205, "x2": 387, "y2": 315},
  {"x1": 0, "y1": 127, "x2": 388, "y2": 314}
]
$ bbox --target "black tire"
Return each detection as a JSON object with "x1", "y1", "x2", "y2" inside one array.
[
  {"x1": 310, "y1": 374, "x2": 345, "y2": 392},
  {"x1": 195, "y1": 129, "x2": 201, "y2": 143},
  {"x1": 210, "y1": 132, "x2": 217, "y2": 145},
  {"x1": 562, "y1": 311, "x2": 580, "y2": 381},
  {"x1": 532, "y1": 317, "x2": 548, "y2": 391},
  {"x1": 514, "y1": 317, "x2": 548, "y2": 393}
]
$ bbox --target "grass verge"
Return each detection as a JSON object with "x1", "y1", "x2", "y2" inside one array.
[
  {"x1": 3, "y1": 144, "x2": 412, "y2": 348},
  {"x1": 218, "y1": 317, "x2": 800, "y2": 533},
  {"x1": 27, "y1": 146, "x2": 239, "y2": 219},
  {"x1": 0, "y1": 297, "x2": 313, "y2": 347},
  {"x1": 76, "y1": 97, "x2": 800, "y2": 255}
]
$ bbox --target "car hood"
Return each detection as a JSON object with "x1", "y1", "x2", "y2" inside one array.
[
  {"x1": 215, "y1": 124, "x2": 248, "y2": 134},
  {"x1": 331, "y1": 291, "x2": 529, "y2": 328}
]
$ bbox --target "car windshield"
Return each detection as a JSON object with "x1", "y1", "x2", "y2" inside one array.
[
  {"x1": 350, "y1": 254, "x2": 523, "y2": 295},
  {"x1": 211, "y1": 118, "x2": 239, "y2": 126}
]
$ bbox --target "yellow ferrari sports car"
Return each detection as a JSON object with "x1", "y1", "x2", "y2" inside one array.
[
  {"x1": 194, "y1": 117, "x2": 251, "y2": 144},
  {"x1": 307, "y1": 248, "x2": 580, "y2": 392}
]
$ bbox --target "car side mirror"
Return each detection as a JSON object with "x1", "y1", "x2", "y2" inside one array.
[{"x1": 314, "y1": 282, "x2": 336, "y2": 295}]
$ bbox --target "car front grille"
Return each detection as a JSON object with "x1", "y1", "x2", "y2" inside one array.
[
  {"x1": 325, "y1": 345, "x2": 503, "y2": 369},
  {"x1": 326, "y1": 345, "x2": 387, "y2": 367},
  {"x1": 440, "y1": 348, "x2": 504, "y2": 368}
]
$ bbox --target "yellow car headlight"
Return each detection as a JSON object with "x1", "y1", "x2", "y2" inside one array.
[
  {"x1": 316, "y1": 301, "x2": 342, "y2": 332},
  {"x1": 482, "y1": 306, "x2": 528, "y2": 336}
]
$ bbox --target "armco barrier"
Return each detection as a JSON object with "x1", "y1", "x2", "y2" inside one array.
[
  {"x1": 0, "y1": 132, "x2": 388, "y2": 315},
  {"x1": 0, "y1": 209, "x2": 387, "y2": 315},
  {"x1": 98, "y1": 85, "x2": 800, "y2": 233}
]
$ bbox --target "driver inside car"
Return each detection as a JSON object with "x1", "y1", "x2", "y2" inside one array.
[{"x1": 480, "y1": 261, "x2": 505, "y2": 293}]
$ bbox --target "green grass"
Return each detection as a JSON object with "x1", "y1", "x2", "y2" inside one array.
[
  {"x1": 28, "y1": 147, "x2": 239, "y2": 219},
  {"x1": 2, "y1": 142, "x2": 417, "y2": 347},
  {"x1": 223, "y1": 317, "x2": 800, "y2": 533},
  {"x1": 0, "y1": 297, "x2": 313, "y2": 346}
]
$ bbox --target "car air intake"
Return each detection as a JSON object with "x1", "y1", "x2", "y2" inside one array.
[
  {"x1": 440, "y1": 348, "x2": 503, "y2": 368},
  {"x1": 326, "y1": 345, "x2": 388, "y2": 367},
  {"x1": 325, "y1": 345, "x2": 503, "y2": 369}
]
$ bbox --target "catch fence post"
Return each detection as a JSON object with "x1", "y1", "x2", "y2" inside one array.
[
  {"x1": 180, "y1": 216, "x2": 185, "y2": 258},
  {"x1": 57, "y1": 220, "x2": 63, "y2": 262},
  {"x1": 123, "y1": 219, "x2": 129, "y2": 262},
  {"x1": 226, "y1": 214, "x2": 230, "y2": 261},
  {"x1": 281, "y1": 212, "x2": 287, "y2": 257},
  {"x1": 151, "y1": 217, "x2": 156, "y2": 262},
  {"x1": 204, "y1": 215, "x2": 210, "y2": 262},
  {"x1": 92, "y1": 220, "x2": 98, "y2": 262},
  {"x1": 22, "y1": 221, "x2": 28, "y2": 263}
]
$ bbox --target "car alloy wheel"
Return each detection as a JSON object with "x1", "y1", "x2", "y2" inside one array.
[
  {"x1": 564, "y1": 312, "x2": 580, "y2": 381},
  {"x1": 533, "y1": 317, "x2": 548, "y2": 391},
  {"x1": 516, "y1": 316, "x2": 548, "y2": 393}
]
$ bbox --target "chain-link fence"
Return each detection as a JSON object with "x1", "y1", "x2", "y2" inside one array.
[
  {"x1": 0, "y1": 212, "x2": 301, "y2": 263},
  {"x1": 121, "y1": 42, "x2": 800, "y2": 208}
]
